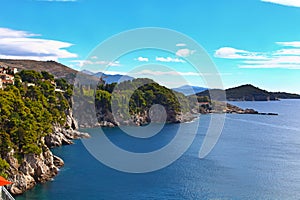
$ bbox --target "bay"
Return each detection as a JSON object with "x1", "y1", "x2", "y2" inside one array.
[{"x1": 16, "y1": 100, "x2": 300, "y2": 200}]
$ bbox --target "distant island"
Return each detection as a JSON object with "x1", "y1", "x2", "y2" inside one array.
[{"x1": 195, "y1": 84, "x2": 300, "y2": 101}]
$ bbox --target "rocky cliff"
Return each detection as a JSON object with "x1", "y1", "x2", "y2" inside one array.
[
  {"x1": 5, "y1": 109, "x2": 89, "y2": 195},
  {"x1": 75, "y1": 101, "x2": 197, "y2": 128}
]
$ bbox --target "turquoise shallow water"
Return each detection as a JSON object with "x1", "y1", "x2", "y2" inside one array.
[{"x1": 16, "y1": 100, "x2": 300, "y2": 200}]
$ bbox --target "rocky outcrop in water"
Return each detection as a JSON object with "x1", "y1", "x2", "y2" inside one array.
[
  {"x1": 45, "y1": 109, "x2": 90, "y2": 148},
  {"x1": 199, "y1": 102, "x2": 278, "y2": 115},
  {"x1": 77, "y1": 108, "x2": 197, "y2": 128},
  {"x1": 5, "y1": 145, "x2": 63, "y2": 195}
]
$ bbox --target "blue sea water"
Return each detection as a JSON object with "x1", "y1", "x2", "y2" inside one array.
[{"x1": 16, "y1": 100, "x2": 300, "y2": 200}]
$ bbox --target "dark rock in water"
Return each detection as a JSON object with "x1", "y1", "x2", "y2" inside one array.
[
  {"x1": 53, "y1": 156, "x2": 64, "y2": 168},
  {"x1": 198, "y1": 102, "x2": 278, "y2": 116},
  {"x1": 258, "y1": 112, "x2": 278, "y2": 116},
  {"x1": 267, "y1": 113, "x2": 278, "y2": 115},
  {"x1": 244, "y1": 109, "x2": 259, "y2": 114}
]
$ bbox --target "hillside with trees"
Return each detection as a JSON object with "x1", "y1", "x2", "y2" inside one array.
[
  {"x1": 0, "y1": 69, "x2": 85, "y2": 195},
  {"x1": 196, "y1": 84, "x2": 300, "y2": 101},
  {"x1": 0, "y1": 59, "x2": 77, "y2": 83},
  {"x1": 74, "y1": 78, "x2": 197, "y2": 128}
]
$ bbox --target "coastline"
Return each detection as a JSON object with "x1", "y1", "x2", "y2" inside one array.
[
  {"x1": 5, "y1": 110, "x2": 90, "y2": 196},
  {"x1": 7, "y1": 101, "x2": 278, "y2": 196}
]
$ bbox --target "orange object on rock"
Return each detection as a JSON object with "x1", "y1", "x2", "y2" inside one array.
[{"x1": 0, "y1": 176, "x2": 12, "y2": 186}]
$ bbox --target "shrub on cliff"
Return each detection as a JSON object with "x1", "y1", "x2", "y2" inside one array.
[{"x1": 0, "y1": 70, "x2": 72, "y2": 166}]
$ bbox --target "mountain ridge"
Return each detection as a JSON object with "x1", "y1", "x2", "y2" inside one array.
[
  {"x1": 172, "y1": 85, "x2": 207, "y2": 96},
  {"x1": 81, "y1": 70, "x2": 134, "y2": 84}
]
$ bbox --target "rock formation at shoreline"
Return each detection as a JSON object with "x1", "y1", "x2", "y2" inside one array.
[
  {"x1": 5, "y1": 110, "x2": 89, "y2": 195},
  {"x1": 199, "y1": 102, "x2": 278, "y2": 115}
]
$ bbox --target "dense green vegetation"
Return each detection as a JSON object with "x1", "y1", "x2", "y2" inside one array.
[
  {"x1": 0, "y1": 158, "x2": 9, "y2": 178},
  {"x1": 272, "y1": 92, "x2": 300, "y2": 99},
  {"x1": 196, "y1": 84, "x2": 276, "y2": 101},
  {"x1": 225, "y1": 84, "x2": 276, "y2": 101},
  {"x1": 196, "y1": 84, "x2": 300, "y2": 101},
  {"x1": 0, "y1": 70, "x2": 72, "y2": 177},
  {"x1": 96, "y1": 79, "x2": 188, "y2": 114},
  {"x1": 92, "y1": 78, "x2": 193, "y2": 123}
]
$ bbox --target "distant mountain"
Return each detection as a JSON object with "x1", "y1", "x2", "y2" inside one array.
[
  {"x1": 196, "y1": 84, "x2": 300, "y2": 101},
  {"x1": 0, "y1": 59, "x2": 78, "y2": 81},
  {"x1": 80, "y1": 69, "x2": 95, "y2": 76},
  {"x1": 81, "y1": 70, "x2": 134, "y2": 84},
  {"x1": 195, "y1": 89, "x2": 226, "y2": 101},
  {"x1": 0, "y1": 59, "x2": 97, "y2": 85},
  {"x1": 0, "y1": 59, "x2": 133, "y2": 85},
  {"x1": 172, "y1": 85, "x2": 207, "y2": 96},
  {"x1": 225, "y1": 84, "x2": 277, "y2": 101}
]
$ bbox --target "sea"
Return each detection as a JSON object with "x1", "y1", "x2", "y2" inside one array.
[{"x1": 16, "y1": 100, "x2": 300, "y2": 200}]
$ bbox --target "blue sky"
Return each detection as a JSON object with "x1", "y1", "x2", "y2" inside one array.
[{"x1": 1, "y1": 0, "x2": 300, "y2": 93}]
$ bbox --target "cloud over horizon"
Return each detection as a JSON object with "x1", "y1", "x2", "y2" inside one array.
[
  {"x1": 71, "y1": 59, "x2": 121, "y2": 67},
  {"x1": 135, "y1": 56, "x2": 149, "y2": 62},
  {"x1": 0, "y1": 27, "x2": 77, "y2": 61},
  {"x1": 261, "y1": 0, "x2": 300, "y2": 8},
  {"x1": 215, "y1": 42, "x2": 300, "y2": 69},
  {"x1": 176, "y1": 48, "x2": 195, "y2": 57},
  {"x1": 155, "y1": 56, "x2": 185, "y2": 63}
]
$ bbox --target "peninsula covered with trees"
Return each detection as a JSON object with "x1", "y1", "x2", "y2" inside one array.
[{"x1": 0, "y1": 68, "x2": 88, "y2": 195}]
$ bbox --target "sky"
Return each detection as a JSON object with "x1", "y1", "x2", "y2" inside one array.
[{"x1": 1, "y1": 0, "x2": 300, "y2": 93}]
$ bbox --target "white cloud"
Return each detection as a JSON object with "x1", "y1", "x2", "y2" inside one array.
[
  {"x1": 133, "y1": 69, "x2": 198, "y2": 76},
  {"x1": 276, "y1": 41, "x2": 300, "y2": 47},
  {"x1": 216, "y1": 42, "x2": 300, "y2": 69},
  {"x1": 156, "y1": 56, "x2": 185, "y2": 63},
  {"x1": 136, "y1": 56, "x2": 149, "y2": 62},
  {"x1": 0, "y1": 28, "x2": 40, "y2": 38},
  {"x1": 132, "y1": 70, "x2": 231, "y2": 77},
  {"x1": 103, "y1": 70, "x2": 127, "y2": 75},
  {"x1": 243, "y1": 56, "x2": 300, "y2": 64},
  {"x1": 0, "y1": 27, "x2": 77, "y2": 61},
  {"x1": 176, "y1": 43, "x2": 187, "y2": 47},
  {"x1": 261, "y1": 0, "x2": 300, "y2": 8},
  {"x1": 71, "y1": 60, "x2": 121, "y2": 67},
  {"x1": 239, "y1": 64, "x2": 300, "y2": 69},
  {"x1": 274, "y1": 49, "x2": 300, "y2": 55},
  {"x1": 214, "y1": 47, "x2": 267, "y2": 59},
  {"x1": 91, "y1": 56, "x2": 98, "y2": 59},
  {"x1": 176, "y1": 48, "x2": 195, "y2": 57}
]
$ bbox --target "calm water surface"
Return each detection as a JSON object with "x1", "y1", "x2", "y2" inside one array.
[{"x1": 16, "y1": 100, "x2": 300, "y2": 200}]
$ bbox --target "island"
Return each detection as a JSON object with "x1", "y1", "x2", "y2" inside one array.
[{"x1": 195, "y1": 84, "x2": 300, "y2": 101}]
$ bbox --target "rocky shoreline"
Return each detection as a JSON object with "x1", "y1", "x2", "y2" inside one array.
[
  {"x1": 5, "y1": 110, "x2": 90, "y2": 195},
  {"x1": 199, "y1": 102, "x2": 278, "y2": 115},
  {"x1": 79, "y1": 103, "x2": 278, "y2": 129},
  {"x1": 5, "y1": 103, "x2": 277, "y2": 195},
  {"x1": 78, "y1": 112, "x2": 198, "y2": 128}
]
